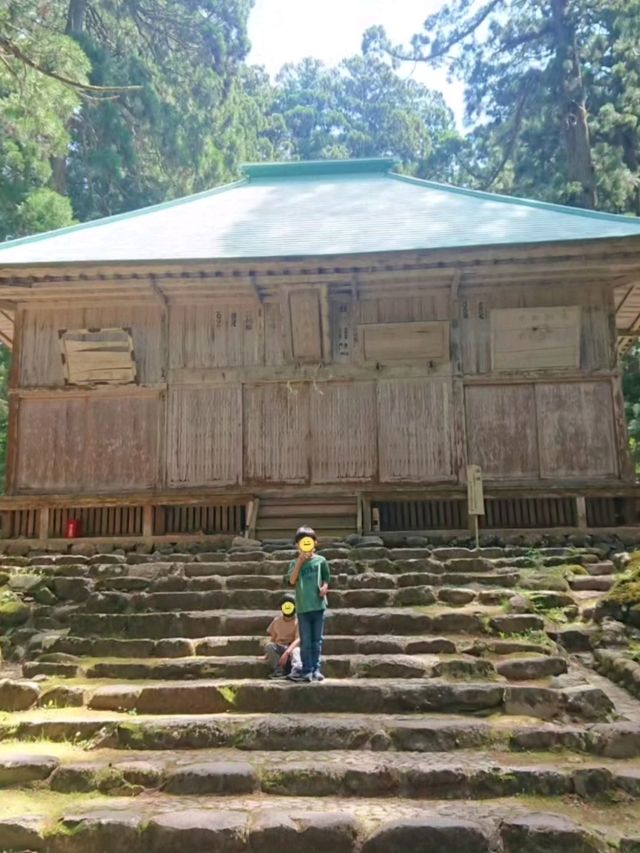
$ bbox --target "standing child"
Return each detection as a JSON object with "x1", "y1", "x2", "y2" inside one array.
[
  {"x1": 286, "y1": 526, "x2": 330, "y2": 683},
  {"x1": 264, "y1": 594, "x2": 302, "y2": 679}
]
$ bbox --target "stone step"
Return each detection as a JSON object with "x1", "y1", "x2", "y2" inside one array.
[
  {"x1": 0, "y1": 794, "x2": 637, "y2": 852},
  {"x1": 64, "y1": 586, "x2": 518, "y2": 613},
  {"x1": 586, "y1": 561, "x2": 616, "y2": 576},
  {"x1": 24, "y1": 653, "x2": 567, "y2": 683},
  {"x1": 3, "y1": 712, "x2": 637, "y2": 757},
  {"x1": 24, "y1": 563, "x2": 526, "y2": 594},
  {"x1": 41, "y1": 633, "x2": 552, "y2": 660},
  {"x1": 569, "y1": 575, "x2": 615, "y2": 592},
  {"x1": 92, "y1": 570, "x2": 522, "y2": 594},
  {"x1": 2, "y1": 747, "x2": 639, "y2": 802},
  {"x1": 2, "y1": 545, "x2": 602, "y2": 570},
  {"x1": 51, "y1": 677, "x2": 611, "y2": 720},
  {"x1": 66, "y1": 607, "x2": 543, "y2": 639}
]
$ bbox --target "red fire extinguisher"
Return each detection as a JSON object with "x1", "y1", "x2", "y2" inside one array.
[{"x1": 65, "y1": 519, "x2": 81, "y2": 539}]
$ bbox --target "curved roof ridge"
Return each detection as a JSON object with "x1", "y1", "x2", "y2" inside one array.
[{"x1": 390, "y1": 172, "x2": 640, "y2": 225}]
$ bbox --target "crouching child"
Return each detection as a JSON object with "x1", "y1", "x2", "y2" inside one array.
[{"x1": 264, "y1": 594, "x2": 302, "y2": 679}]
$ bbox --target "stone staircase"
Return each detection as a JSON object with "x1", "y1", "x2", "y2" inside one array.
[{"x1": 1, "y1": 537, "x2": 640, "y2": 852}]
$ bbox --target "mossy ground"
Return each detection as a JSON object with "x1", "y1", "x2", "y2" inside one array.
[
  {"x1": 512, "y1": 795, "x2": 640, "y2": 840},
  {"x1": 605, "y1": 559, "x2": 640, "y2": 612},
  {"x1": 1, "y1": 789, "x2": 118, "y2": 821}
]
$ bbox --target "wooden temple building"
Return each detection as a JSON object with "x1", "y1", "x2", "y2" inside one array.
[{"x1": 1, "y1": 157, "x2": 640, "y2": 543}]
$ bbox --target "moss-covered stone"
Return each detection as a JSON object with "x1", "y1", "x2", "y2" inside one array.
[
  {"x1": 601, "y1": 563, "x2": 640, "y2": 623},
  {"x1": 8, "y1": 573, "x2": 43, "y2": 593},
  {"x1": 0, "y1": 592, "x2": 30, "y2": 627}
]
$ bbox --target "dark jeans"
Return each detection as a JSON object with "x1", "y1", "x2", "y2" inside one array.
[
  {"x1": 298, "y1": 609, "x2": 325, "y2": 675},
  {"x1": 264, "y1": 642, "x2": 301, "y2": 674}
]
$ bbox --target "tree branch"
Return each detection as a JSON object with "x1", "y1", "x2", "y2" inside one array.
[
  {"x1": 0, "y1": 35, "x2": 141, "y2": 95},
  {"x1": 388, "y1": 0, "x2": 504, "y2": 64},
  {"x1": 458, "y1": 75, "x2": 533, "y2": 189}
]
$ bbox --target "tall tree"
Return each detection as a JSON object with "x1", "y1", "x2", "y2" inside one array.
[
  {"x1": 2, "y1": 1, "x2": 266, "y2": 226},
  {"x1": 0, "y1": 2, "x2": 90, "y2": 239},
  {"x1": 272, "y1": 55, "x2": 460, "y2": 182},
  {"x1": 60, "y1": 0, "x2": 260, "y2": 220},
  {"x1": 364, "y1": 0, "x2": 640, "y2": 211}
]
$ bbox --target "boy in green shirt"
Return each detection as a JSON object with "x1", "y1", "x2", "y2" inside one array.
[{"x1": 286, "y1": 526, "x2": 330, "y2": 683}]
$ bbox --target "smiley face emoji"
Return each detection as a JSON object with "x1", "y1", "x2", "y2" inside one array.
[
  {"x1": 298, "y1": 536, "x2": 315, "y2": 553},
  {"x1": 281, "y1": 601, "x2": 296, "y2": 616}
]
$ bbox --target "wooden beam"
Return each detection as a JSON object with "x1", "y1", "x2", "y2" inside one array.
[
  {"x1": 11, "y1": 384, "x2": 165, "y2": 399},
  {"x1": 615, "y1": 284, "x2": 636, "y2": 311},
  {"x1": 320, "y1": 284, "x2": 331, "y2": 362},
  {"x1": 249, "y1": 272, "x2": 263, "y2": 304},
  {"x1": 246, "y1": 497, "x2": 260, "y2": 539},
  {"x1": 450, "y1": 268, "x2": 462, "y2": 313}
]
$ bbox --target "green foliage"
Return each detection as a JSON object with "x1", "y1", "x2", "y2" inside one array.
[
  {"x1": 0, "y1": 2, "x2": 87, "y2": 240},
  {"x1": 272, "y1": 55, "x2": 461, "y2": 182},
  {"x1": 542, "y1": 608, "x2": 570, "y2": 625},
  {"x1": 62, "y1": 0, "x2": 261, "y2": 220},
  {"x1": 365, "y1": 0, "x2": 640, "y2": 213}
]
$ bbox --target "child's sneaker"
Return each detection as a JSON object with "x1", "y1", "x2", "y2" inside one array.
[{"x1": 268, "y1": 669, "x2": 286, "y2": 679}]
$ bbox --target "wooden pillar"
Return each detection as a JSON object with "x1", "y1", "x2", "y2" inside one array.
[
  {"x1": 0, "y1": 510, "x2": 12, "y2": 539},
  {"x1": 142, "y1": 504, "x2": 154, "y2": 543},
  {"x1": 575, "y1": 496, "x2": 588, "y2": 530},
  {"x1": 38, "y1": 507, "x2": 50, "y2": 541}
]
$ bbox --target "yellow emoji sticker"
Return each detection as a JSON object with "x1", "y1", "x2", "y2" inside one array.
[
  {"x1": 299, "y1": 536, "x2": 315, "y2": 553},
  {"x1": 281, "y1": 601, "x2": 295, "y2": 616}
]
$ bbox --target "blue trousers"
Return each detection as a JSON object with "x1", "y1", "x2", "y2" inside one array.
[{"x1": 298, "y1": 609, "x2": 325, "y2": 675}]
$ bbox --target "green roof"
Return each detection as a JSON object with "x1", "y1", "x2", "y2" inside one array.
[{"x1": 1, "y1": 158, "x2": 640, "y2": 265}]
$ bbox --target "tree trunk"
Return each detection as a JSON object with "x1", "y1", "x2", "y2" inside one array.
[
  {"x1": 49, "y1": 1, "x2": 88, "y2": 196},
  {"x1": 65, "y1": 0, "x2": 87, "y2": 35},
  {"x1": 550, "y1": 0, "x2": 597, "y2": 209},
  {"x1": 621, "y1": 129, "x2": 640, "y2": 216}
]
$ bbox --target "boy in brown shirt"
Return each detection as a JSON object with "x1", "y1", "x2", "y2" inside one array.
[{"x1": 264, "y1": 594, "x2": 302, "y2": 679}]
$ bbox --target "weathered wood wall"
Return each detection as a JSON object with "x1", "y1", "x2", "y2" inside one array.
[{"x1": 7, "y1": 265, "x2": 629, "y2": 495}]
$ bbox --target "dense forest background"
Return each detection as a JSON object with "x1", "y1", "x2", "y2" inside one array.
[{"x1": 2, "y1": 0, "x2": 640, "y2": 483}]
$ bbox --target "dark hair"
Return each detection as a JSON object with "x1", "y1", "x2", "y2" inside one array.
[
  {"x1": 294, "y1": 526, "x2": 317, "y2": 544},
  {"x1": 281, "y1": 593, "x2": 296, "y2": 607}
]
